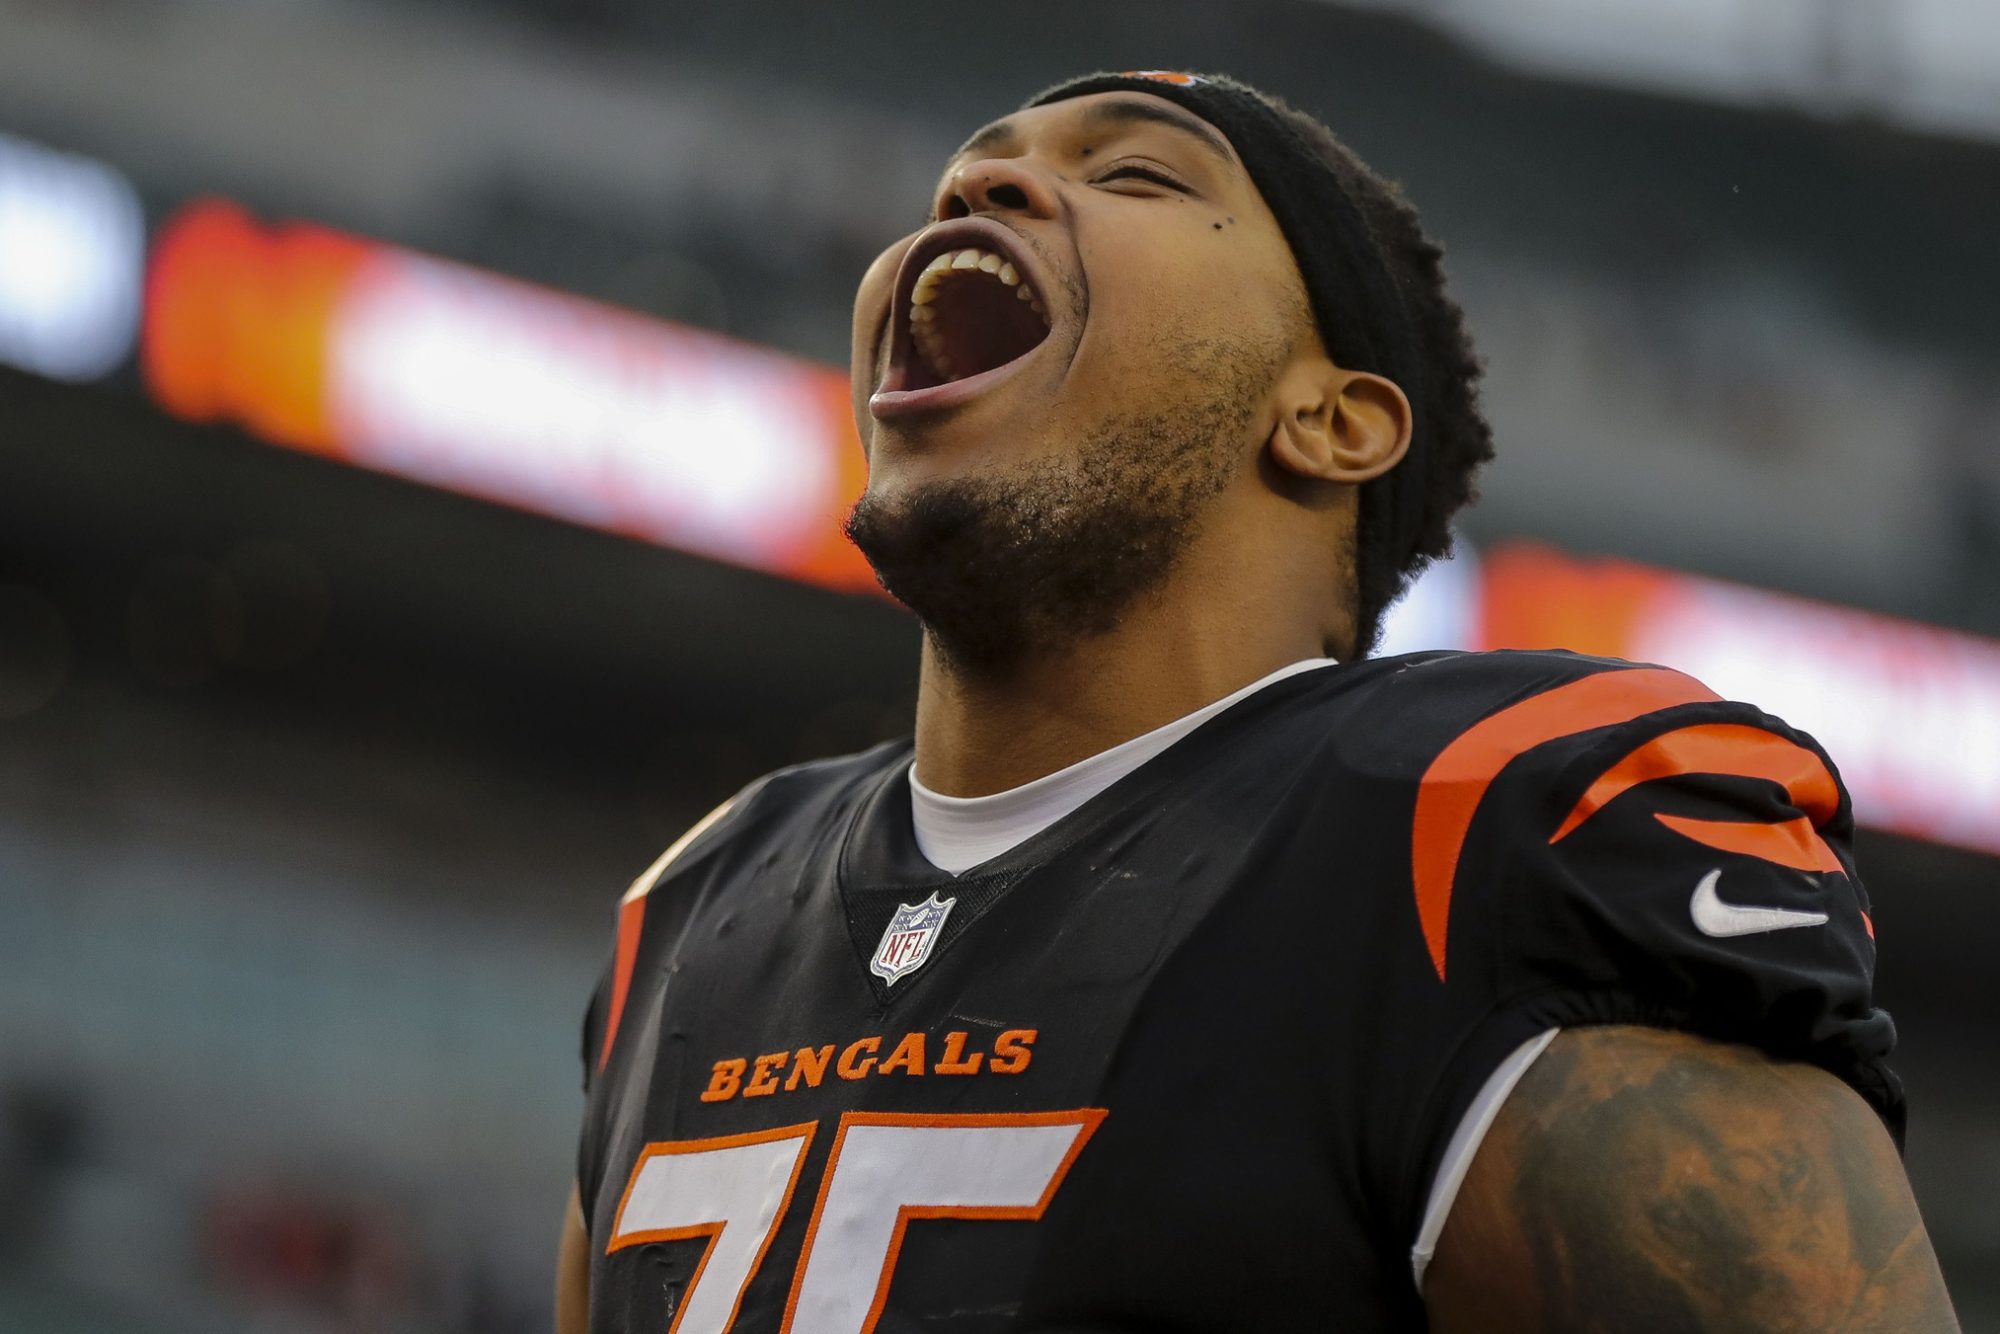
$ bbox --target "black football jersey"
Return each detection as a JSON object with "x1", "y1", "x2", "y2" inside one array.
[{"x1": 574, "y1": 650, "x2": 1899, "y2": 1333}]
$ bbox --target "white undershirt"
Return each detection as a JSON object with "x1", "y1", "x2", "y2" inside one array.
[
  {"x1": 909, "y1": 657, "x2": 1341, "y2": 874},
  {"x1": 904, "y1": 654, "x2": 1557, "y2": 1294}
]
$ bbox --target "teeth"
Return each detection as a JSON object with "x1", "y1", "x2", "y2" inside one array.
[
  {"x1": 910, "y1": 251, "x2": 958, "y2": 305},
  {"x1": 905, "y1": 243, "x2": 1052, "y2": 381},
  {"x1": 912, "y1": 246, "x2": 1032, "y2": 307},
  {"x1": 914, "y1": 323, "x2": 952, "y2": 379}
]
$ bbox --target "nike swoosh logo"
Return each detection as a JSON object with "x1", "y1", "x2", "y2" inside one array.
[{"x1": 1689, "y1": 868, "x2": 1829, "y2": 938}]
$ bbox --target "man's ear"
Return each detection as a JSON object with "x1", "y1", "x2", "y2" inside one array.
[{"x1": 1268, "y1": 361, "x2": 1412, "y2": 485}]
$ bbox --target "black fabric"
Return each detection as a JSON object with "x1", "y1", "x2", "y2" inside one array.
[
  {"x1": 1026, "y1": 71, "x2": 1427, "y2": 654},
  {"x1": 579, "y1": 955, "x2": 610, "y2": 1095},
  {"x1": 1461, "y1": 699, "x2": 1902, "y2": 1142},
  {"x1": 833, "y1": 756, "x2": 1027, "y2": 1005},
  {"x1": 574, "y1": 650, "x2": 1900, "y2": 1332}
]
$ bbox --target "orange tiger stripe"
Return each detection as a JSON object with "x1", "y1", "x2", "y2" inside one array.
[{"x1": 1413, "y1": 668, "x2": 1720, "y2": 981}]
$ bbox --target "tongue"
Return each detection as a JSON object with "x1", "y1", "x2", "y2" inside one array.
[{"x1": 934, "y1": 275, "x2": 1049, "y2": 377}]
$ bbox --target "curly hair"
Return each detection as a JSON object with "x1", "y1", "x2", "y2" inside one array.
[{"x1": 1263, "y1": 96, "x2": 1495, "y2": 658}]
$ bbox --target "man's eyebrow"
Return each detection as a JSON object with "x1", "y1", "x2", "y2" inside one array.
[{"x1": 1077, "y1": 97, "x2": 1235, "y2": 168}]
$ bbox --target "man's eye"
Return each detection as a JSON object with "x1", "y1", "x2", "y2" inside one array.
[{"x1": 1097, "y1": 164, "x2": 1188, "y2": 192}]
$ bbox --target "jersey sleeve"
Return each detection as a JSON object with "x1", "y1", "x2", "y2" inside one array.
[
  {"x1": 572, "y1": 775, "x2": 780, "y2": 1206},
  {"x1": 1398, "y1": 673, "x2": 1903, "y2": 1258}
]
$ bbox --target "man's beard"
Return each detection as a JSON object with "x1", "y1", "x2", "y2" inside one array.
[{"x1": 844, "y1": 338, "x2": 1279, "y2": 678}]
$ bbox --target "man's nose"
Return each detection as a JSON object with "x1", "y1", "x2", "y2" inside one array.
[{"x1": 937, "y1": 157, "x2": 1059, "y2": 221}]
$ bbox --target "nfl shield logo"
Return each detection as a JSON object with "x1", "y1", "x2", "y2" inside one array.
[{"x1": 869, "y1": 891, "x2": 956, "y2": 988}]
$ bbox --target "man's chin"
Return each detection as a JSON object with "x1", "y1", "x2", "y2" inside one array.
[
  {"x1": 843, "y1": 453, "x2": 1214, "y2": 681},
  {"x1": 844, "y1": 483, "x2": 1036, "y2": 676}
]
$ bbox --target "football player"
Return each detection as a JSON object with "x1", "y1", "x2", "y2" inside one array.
[{"x1": 557, "y1": 71, "x2": 1959, "y2": 1331}]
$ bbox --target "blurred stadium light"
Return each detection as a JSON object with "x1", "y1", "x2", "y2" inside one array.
[
  {"x1": 0, "y1": 134, "x2": 142, "y2": 382},
  {"x1": 143, "y1": 199, "x2": 875, "y2": 594},
  {"x1": 1374, "y1": 541, "x2": 1483, "y2": 659}
]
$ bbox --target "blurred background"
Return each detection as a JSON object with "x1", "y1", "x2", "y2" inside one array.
[{"x1": 0, "y1": 0, "x2": 1995, "y2": 1328}]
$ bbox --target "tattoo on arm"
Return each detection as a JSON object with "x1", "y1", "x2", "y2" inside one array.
[{"x1": 1424, "y1": 1026, "x2": 1959, "y2": 1334}]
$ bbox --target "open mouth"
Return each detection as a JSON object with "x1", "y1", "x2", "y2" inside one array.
[{"x1": 881, "y1": 228, "x2": 1056, "y2": 408}]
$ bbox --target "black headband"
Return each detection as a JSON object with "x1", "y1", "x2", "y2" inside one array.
[{"x1": 1025, "y1": 71, "x2": 1426, "y2": 652}]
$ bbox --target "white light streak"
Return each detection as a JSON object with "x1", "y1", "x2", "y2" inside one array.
[
  {"x1": 327, "y1": 253, "x2": 841, "y2": 568},
  {"x1": 0, "y1": 133, "x2": 143, "y2": 381}
]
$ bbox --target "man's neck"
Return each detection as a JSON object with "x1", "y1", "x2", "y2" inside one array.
[{"x1": 910, "y1": 596, "x2": 1328, "y2": 798}]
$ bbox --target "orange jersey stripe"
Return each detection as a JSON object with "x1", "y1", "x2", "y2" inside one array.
[
  {"x1": 598, "y1": 895, "x2": 649, "y2": 1075},
  {"x1": 1412, "y1": 667, "x2": 1720, "y2": 981},
  {"x1": 1551, "y1": 722, "x2": 1839, "y2": 841},
  {"x1": 1550, "y1": 721, "x2": 1843, "y2": 874}
]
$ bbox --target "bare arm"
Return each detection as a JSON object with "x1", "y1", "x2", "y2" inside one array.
[
  {"x1": 556, "y1": 1184, "x2": 590, "y2": 1334},
  {"x1": 1425, "y1": 1026, "x2": 1959, "y2": 1333}
]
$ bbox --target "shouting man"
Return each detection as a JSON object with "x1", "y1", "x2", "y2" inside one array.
[{"x1": 558, "y1": 72, "x2": 1959, "y2": 1331}]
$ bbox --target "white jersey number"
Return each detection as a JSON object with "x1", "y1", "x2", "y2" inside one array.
[{"x1": 605, "y1": 1109, "x2": 1104, "y2": 1334}]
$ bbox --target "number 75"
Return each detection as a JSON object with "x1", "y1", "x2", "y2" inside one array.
[{"x1": 605, "y1": 1108, "x2": 1104, "y2": 1334}]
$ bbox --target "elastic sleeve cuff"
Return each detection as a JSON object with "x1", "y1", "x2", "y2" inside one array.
[
  {"x1": 1506, "y1": 987, "x2": 1904, "y2": 1147},
  {"x1": 1403, "y1": 985, "x2": 1907, "y2": 1242},
  {"x1": 1409, "y1": 1027, "x2": 1559, "y2": 1293},
  {"x1": 1401, "y1": 984, "x2": 1907, "y2": 1268}
]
